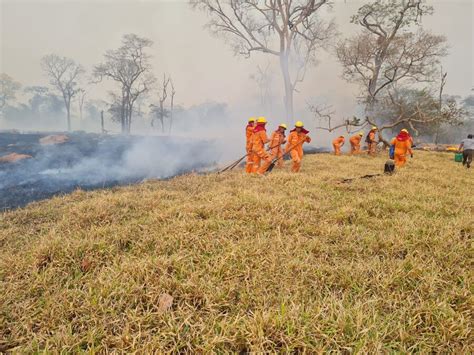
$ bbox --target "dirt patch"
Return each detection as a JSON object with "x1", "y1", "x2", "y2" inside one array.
[
  {"x1": 0, "y1": 152, "x2": 33, "y2": 163},
  {"x1": 39, "y1": 134, "x2": 69, "y2": 145}
]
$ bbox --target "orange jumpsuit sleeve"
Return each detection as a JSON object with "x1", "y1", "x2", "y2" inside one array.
[
  {"x1": 270, "y1": 132, "x2": 279, "y2": 148},
  {"x1": 246, "y1": 126, "x2": 253, "y2": 140},
  {"x1": 277, "y1": 132, "x2": 285, "y2": 146},
  {"x1": 246, "y1": 126, "x2": 254, "y2": 150},
  {"x1": 286, "y1": 132, "x2": 297, "y2": 152},
  {"x1": 258, "y1": 131, "x2": 269, "y2": 147},
  {"x1": 350, "y1": 136, "x2": 361, "y2": 145},
  {"x1": 264, "y1": 131, "x2": 270, "y2": 144}
]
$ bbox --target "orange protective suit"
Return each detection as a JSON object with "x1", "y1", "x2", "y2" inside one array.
[
  {"x1": 391, "y1": 132, "x2": 413, "y2": 167},
  {"x1": 367, "y1": 130, "x2": 377, "y2": 156},
  {"x1": 269, "y1": 130, "x2": 286, "y2": 169},
  {"x1": 332, "y1": 136, "x2": 345, "y2": 156},
  {"x1": 286, "y1": 129, "x2": 311, "y2": 172},
  {"x1": 349, "y1": 134, "x2": 362, "y2": 155},
  {"x1": 245, "y1": 123, "x2": 255, "y2": 173},
  {"x1": 251, "y1": 123, "x2": 271, "y2": 173}
]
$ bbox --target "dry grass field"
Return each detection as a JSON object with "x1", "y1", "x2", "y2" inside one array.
[{"x1": 1, "y1": 151, "x2": 472, "y2": 352}]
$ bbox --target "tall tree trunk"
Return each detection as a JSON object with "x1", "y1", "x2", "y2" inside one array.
[
  {"x1": 101, "y1": 110, "x2": 105, "y2": 134},
  {"x1": 169, "y1": 96, "x2": 174, "y2": 135},
  {"x1": 365, "y1": 63, "x2": 387, "y2": 145},
  {"x1": 365, "y1": 97, "x2": 376, "y2": 128},
  {"x1": 279, "y1": 52, "x2": 294, "y2": 123},
  {"x1": 66, "y1": 103, "x2": 71, "y2": 132},
  {"x1": 365, "y1": 98, "x2": 389, "y2": 147},
  {"x1": 434, "y1": 125, "x2": 441, "y2": 145},
  {"x1": 120, "y1": 96, "x2": 126, "y2": 134},
  {"x1": 128, "y1": 103, "x2": 133, "y2": 134},
  {"x1": 63, "y1": 95, "x2": 72, "y2": 132},
  {"x1": 434, "y1": 70, "x2": 447, "y2": 145},
  {"x1": 160, "y1": 101, "x2": 165, "y2": 133}
]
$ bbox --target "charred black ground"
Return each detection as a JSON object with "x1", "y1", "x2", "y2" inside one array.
[{"x1": 0, "y1": 132, "x2": 220, "y2": 210}]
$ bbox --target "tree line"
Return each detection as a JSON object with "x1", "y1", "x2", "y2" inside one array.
[
  {"x1": 192, "y1": 0, "x2": 471, "y2": 142},
  {"x1": 1, "y1": 0, "x2": 473, "y2": 141},
  {"x1": 1, "y1": 34, "x2": 175, "y2": 135}
]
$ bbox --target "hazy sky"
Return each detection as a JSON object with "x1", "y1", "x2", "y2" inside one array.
[{"x1": 1, "y1": 0, "x2": 473, "y2": 120}]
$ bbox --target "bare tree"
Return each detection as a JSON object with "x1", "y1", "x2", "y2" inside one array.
[
  {"x1": 151, "y1": 75, "x2": 171, "y2": 133},
  {"x1": 191, "y1": 0, "x2": 336, "y2": 122},
  {"x1": 250, "y1": 62, "x2": 274, "y2": 111},
  {"x1": 321, "y1": 0, "x2": 450, "y2": 144},
  {"x1": 41, "y1": 54, "x2": 84, "y2": 131},
  {"x1": 309, "y1": 102, "x2": 362, "y2": 133},
  {"x1": 376, "y1": 85, "x2": 464, "y2": 141},
  {"x1": 77, "y1": 88, "x2": 87, "y2": 123},
  {"x1": 336, "y1": 1, "x2": 447, "y2": 126},
  {"x1": 94, "y1": 34, "x2": 155, "y2": 134},
  {"x1": 169, "y1": 79, "x2": 176, "y2": 134},
  {"x1": 0, "y1": 73, "x2": 21, "y2": 113},
  {"x1": 313, "y1": 84, "x2": 465, "y2": 146},
  {"x1": 433, "y1": 68, "x2": 447, "y2": 144}
]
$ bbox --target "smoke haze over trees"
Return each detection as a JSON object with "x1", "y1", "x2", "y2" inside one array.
[
  {"x1": 191, "y1": 0, "x2": 337, "y2": 124},
  {"x1": 41, "y1": 54, "x2": 85, "y2": 132},
  {"x1": 302, "y1": 0, "x2": 468, "y2": 145},
  {"x1": 93, "y1": 34, "x2": 156, "y2": 134},
  {"x1": 0, "y1": 0, "x2": 472, "y2": 144}
]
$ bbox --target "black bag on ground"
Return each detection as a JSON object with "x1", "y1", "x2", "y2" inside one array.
[{"x1": 384, "y1": 160, "x2": 395, "y2": 174}]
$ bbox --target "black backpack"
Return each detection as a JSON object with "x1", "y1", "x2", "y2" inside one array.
[{"x1": 384, "y1": 160, "x2": 395, "y2": 174}]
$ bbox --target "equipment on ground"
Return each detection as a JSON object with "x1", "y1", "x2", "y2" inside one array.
[
  {"x1": 339, "y1": 174, "x2": 382, "y2": 184},
  {"x1": 341, "y1": 160, "x2": 395, "y2": 183},
  {"x1": 384, "y1": 160, "x2": 395, "y2": 174}
]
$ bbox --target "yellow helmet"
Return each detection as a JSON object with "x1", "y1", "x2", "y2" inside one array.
[
  {"x1": 295, "y1": 121, "x2": 304, "y2": 128},
  {"x1": 372, "y1": 126, "x2": 378, "y2": 130},
  {"x1": 279, "y1": 123, "x2": 287, "y2": 130},
  {"x1": 401, "y1": 129, "x2": 408, "y2": 133},
  {"x1": 248, "y1": 117, "x2": 256, "y2": 123},
  {"x1": 257, "y1": 117, "x2": 267, "y2": 123},
  {"x1": 358, "y1": 131, "x2": 364, "y2": 136}
]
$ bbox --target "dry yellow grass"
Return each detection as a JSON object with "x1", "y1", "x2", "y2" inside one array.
[{"x1": 0, "y1": 151, "x2": 472, "y2": 352}]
